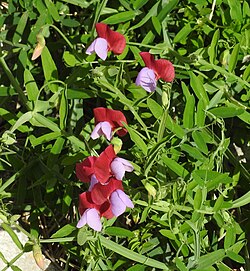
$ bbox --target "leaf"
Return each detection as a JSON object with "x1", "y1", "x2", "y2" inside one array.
[
  {"x1": 174, "y1": 23, "x2": 192, "y2": 43},
  {"x1": 228, "y1": 43, "x2": 240, "y2": 73},
  {"x1": 228, "y1": 0, "x2": 243, "y2": 21},
  {"x1": 10, "y1": 111, "x2": 33, "y2": 133},
  {"x1": 32, "y1": 112, "x2": 60, "y2": 132},
  {"x1": 208, "y1": 29, "x2": 219, "y2": 64},
  {"x1": 133, "y1": 0, "x2": 150, "y2": 9},
  {"x1": 162, "y1": 154, "x2": 189, "y2": 178},
  {"x1": 165, "y1": 115, "x2": 185, "y2": 139},
  {"x1": 13, "y1": 12, "x2": 29, "y2": 43},
  {"x1": 51, "y1": 224, "x2": 76, "y2": 238},
  {"x1": 181, "y1": 144, "x2": 206, "y2": 162},
  {"x1": 99, "y1": 236, "x2": 169, "y2": 270},
  {"x1": 157, "y1": 0, "x2": 179, "y2": 22},
  {"x1": 209, "y1": 106, "x2": 244, "y2": 118},
  {"x1": 226, "y1": 250, "x2": 245, "y2": 264},
  {"x1": 190, "y1": 72, "x2": 209, "y2": 106},
  {"x1": 196, "y1": 99, "x2": 206, "y2": 127},
  {"x1": 102, "y1": 11, "x2": 139, "y2": 24},
  {"x1": 24, "y1": 69, "x2": 39, "y2": 101},
  {"x1": 126, "y1": 126, "x2": 148, "y2": 155},
  {"x1": 41, "y1": 46, "x2": 58, "y2": 93},
  {"x1": 59, "y1": 88, "x2": 68, "y2": 130},
  {"x1": 160, "y1": 230, "x2": 176, "y2": 240},
  {"x1": 105, "y1": 227, "x2": 135, "y2": 238},
  {"x1": 192, "y1": 131, "x2": 208, "y2": 154},
  {"x1": 129, "y1": 2, "x2": 159, "y2": 31},
  {"x1": 44, "y1": 0, "x2": 60, "y2": 22},
  {"x1": 152, "y1": 16, "x2": 161, "y2": 35},
  {"x1": 196, "y1": 249, "x2": 225, "y2": 269},
  {"x1": 229, "y1": 190, "x2": 250, "y2": 209},
  {"x1": 183, "y1": 94, "x2": 195, "y2": 129},
  {"x1": 147, "y1": 98, "x2": 163, "y2": 119}
]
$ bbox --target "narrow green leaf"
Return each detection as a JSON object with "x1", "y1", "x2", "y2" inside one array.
[
  {"x1": 174, "y1": 23, "x2": 192, "y2": 43},
  {"x1": 243, "y1": 63, "x2": 250, "y2": 81},
  {"x1": 13, "y1": 12, "x2": 29, "y2": 43},
  {"x1": 208, "y1": 29, "x2": 219, "y2": 64},
  {"x1": 209, "y1": 106, "x2": 244, "y2": 118},
  {"x1": 228, "y1": 0, "x2": 243, "y2": 21},
  {"x1": 152, "y1": 16, "x2": 161, "y2": 35},
  {"x1": 133, "y1": 0, "x2": 150, "y2": 9},
  {"x1": 157, "y1": 0, "x2": 179, "y2": 22},
  {"x1": 24, "y1": 69, "x2": 39, "y2": 101},
  {"x1": 51, "y1": 224, "x2": 76, "y2": 238},
  {"x1": 183, "y1": 94, "x2": 195, "y2": 129},
  {"x1": 162, "y1": 155, "x2": 189, "y2": 178},
  {"x1": 165, "y1": 115, "x2": 185, "y2": 139},
  {"x1": 126, "y1": 126, "x2": 147, "y2": 155},
  {"x1": 192, "y1": 131, "x2": 208, "y2": 154},
  {"x1": 10, "y1": 111, "x2": 33, "y2": 133},
  {"x1": 196, "y1": 99, "x2": 206, "y2": 127},
  {"x1": 130, "y1": 2, "x2": 159, "y2": 31},
  {"x1": 77, "y1": 228, "x2": 88, "y2": 246},
  {"x1": 160, "y1": 230, "x2": 176, "y2": 240},
  {"x1": 224, "y1": 226, "x2": 236, "y2": 250},
  {"x1": 226, "y1": 251, "x2": 245, "y2": 264},
  {"x1": 197, "y1": 249, "x2": 225, "y2": 269},
  {"x1": 99, "y1": 236, "x2": 169, "y2": 270},
  {"x1": 190, "y1": 72, "x2": 209, "y2": 106},
  {"x1": 105, "y1": 227, "x2": 135, "y2": 238},
  {"x1": 44, "y1": 0, "x2": 60, "y2": 21},
  {"x1": 175, "y1": 257, "x2": 188, "y2": 271},
  {"x1": 147, "y1": 98, "x2": 163, "y2": 119},
  {"x1": 41, "y1": 46, "x2": 58, "y2": 93},
  {"x1": 102, "y1": 11, "x2": 139, "y2": 24},
  {"x1": 228, "y1": 43, "x2": 240, "y2": 73},
  {"x1": 1, "y1": 223, "x2": 23, "y2": 250},
  {"x1": 181, "y1": 144, "x2": 206, "y2": 162},
  {"x1": 59, "y1": 88, "x2": 68, "y2": 130},
  {"x1": 32, "y1": 112, "x2": 60, "y2": 132},
  {"x1": 194, "y1": 188, "x2": 203, "y2": 210},
  {"x1": 230, "y1": 190, "x2": 250, "y2": 209}
]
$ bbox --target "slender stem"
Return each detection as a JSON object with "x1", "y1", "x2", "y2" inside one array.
[
  {"x1": 0, "y1": 55, "x2": 31, "y2": 111},
  {"x1": 48, "y1": 24, "x2": 74, "y2": 50}
]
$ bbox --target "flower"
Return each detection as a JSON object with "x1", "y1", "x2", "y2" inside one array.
[
  {"x1": 86, "y1": 23, "x2": 126, "y2": 60},
  {"x1": 136, "y1": 52, "x2": 175, "y2": 92},
  {"x1": 76, "y1": 156, "x2": 97, "y2": 183},
  {"x1": 77, "y1": 208, "x2": 102, "y2": 231},
  {"x1": 94, "y1": 145, "x2": 133, "y2": 184},
  {"x1": 91, "y1": 107, "x2": 127, "y2": 140},
  {"x1": 110, "y1": 157, "x2": 134, "y2": 180},
  {"x1": 110, "y1": 189, "x2": 134, "y2": 217},
  {"x1": 32, "y1": 33, "x2": 46, "y2": 60}
]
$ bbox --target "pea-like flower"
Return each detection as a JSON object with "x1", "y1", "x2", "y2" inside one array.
[
  {"x1": 110, "y1": 189, "x2": 134, "y2": 217},
  {"x1": 91, "y1": 107, "x2": 127, "y2": 141},
  {"x1": 86, "y1": 23, "x2": 126, "y2": 60},
  {"x1": 136, "y1": 52, "x2": 175, "y2": 92},
  {"x1": 94, "y1": 145, "x2": 133, "y2": 184},
  {"x1": 76, "y1": 156, "x2": 97, "y2": 183}
]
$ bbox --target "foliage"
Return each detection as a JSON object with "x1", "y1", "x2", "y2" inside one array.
[{"x1": 0, "y1": 0, "x2": 250, "y2": 270}]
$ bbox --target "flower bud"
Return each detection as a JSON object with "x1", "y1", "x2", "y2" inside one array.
[
  {"x1": 32, "y1": 33, "x2": 46, "y2": 60},
  {"x1": 111, "y1": 137, "x2": 123, "y2": 154},
  {"x1": 162, "y1": 90, "x2": 169, "y2": 108},
  {"x1": 33, "y1": 244, "x2": 45, "y2": 270}
]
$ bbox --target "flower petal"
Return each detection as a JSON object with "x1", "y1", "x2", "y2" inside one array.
[
  {"x1": 76, "y1": 212, "x2": 87, "y2": 228},
  {"x1": 94, "y1": 145, "x2": 116, "y2": 184},
  {"x1": 94, "y1": 37, "x2": 108, "y2": 60},
  {"x1": 139, "y1": 52, "x2": 155, "y2": 70},
  {"x1": 100, "y1": 121, "x2": 112, "y2": 141},
  {"x1": 110, "y1": 190, "x2": 126, "y2": 217},
  {"x1": 96, "y1": 23, "x2": 109, "y2": 40},
  {"x1": 106, "y1": 28, "x2": 126, "y2": 55},
  {"x1": 110, "y1": 160, "x2": 126, "y2": 180},
  {"x1": 114, "y1": 157, "x2": 134, "y2": 172},
  {"x1": 86, "y1": 39, "x2": 97, "y2": 55},
  {"x1": 116, "y1": 189, "x2": 134, "y2": 208},
  {"x1": 88, "y1": 175, "x2": 99, "y2": 191},
  {"x1": 76, "y1": 156, "x2": 97, "y2": 182},
  {"x1": 154, "y1": 59, "x2": 175, "y2": 82},
  {"x1": 86, "y1": 208, "x2": 102, "y2": 231},
  {"x1": 136, "y1": 67, "x2": 157, "y2": 92}
]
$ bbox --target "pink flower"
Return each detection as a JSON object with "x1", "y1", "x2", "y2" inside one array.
[
  {"x1": 77, "y1": 208, "x2": 102, "y2": 231},
  {"x1": 90, "y1": 107, "x2": 128, "y2": 140},
  {"x1": 86, "y1": 23, "x2": 126, "y2": 60},
  {"x1": 136, "y1": 52, "x2": 175, "y2": 92},
  {"x1": 110, "y1": 157, "x2": 134, "y2": 180},
  {"x1": 76, "y1": 156, "x2": 97, "y2": 183},
  {"x1": 110, "y1": 189, "x2": 134, "y2": 217}
]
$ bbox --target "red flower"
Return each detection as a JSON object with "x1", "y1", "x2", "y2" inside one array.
[
  {"x1": 96, "y1": 23, "x2": 126, "y2": 55},
  {"x1": 86, "y1": 23, "x2": 126, "y2": 60},
  {"x1": 91, "y1": 107, "x2": 127, "y2": 140},
  {"x1": 91, "y1": 177, "x2": 123, "y2": 205},
  {"x1": 76, "y1": 156, "x2": 97, "y2": 183},
  {"x1": 140, "y1": 52, "x2": 175, "y2": 82},
  {"x1": 94, "y1": 145, "x2": 116, "y2": 184}
]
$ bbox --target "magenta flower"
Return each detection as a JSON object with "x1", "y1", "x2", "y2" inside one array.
[
  {"x1": 110, "y1": 189, "x2": 134, "y2": 217},
  {"x1": 136, "y1": 52, "x2": 175, "y2": 92},
  {"x1": 86, "y1": 23, "x2": 126, "y2": 60},
  {"x1": 77, "y1": 208, "x2": 102, "y2": 231},
  {"x1": 110, "y1": 157, "x2": 134, "y2": 180}
]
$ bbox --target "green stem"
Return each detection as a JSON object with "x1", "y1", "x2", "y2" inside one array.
[
  {"x1": 48, "y1": 24, "x2": 74, "y2": 50},
  {"x1": 0, "y1": 55, "x2": 31, "y2": 111}
]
